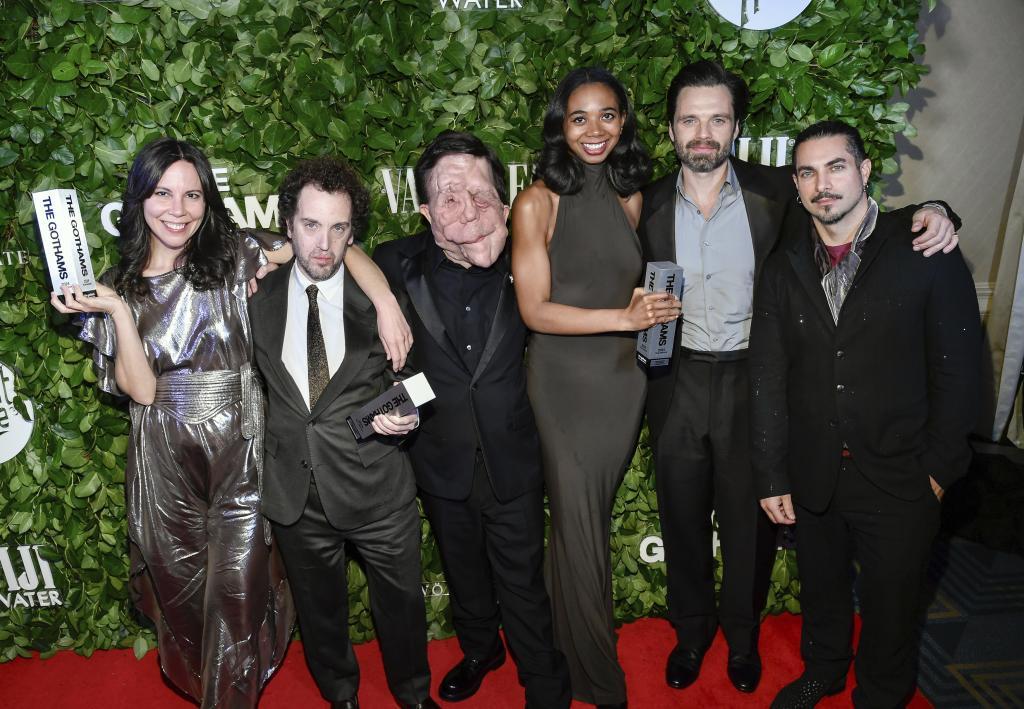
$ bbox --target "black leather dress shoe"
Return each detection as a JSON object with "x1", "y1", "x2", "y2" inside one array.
[
  {"x1": 400, "y1": 699, "x2": 440, "y2": 709},
  {"x1": 330, "y1": 699, "x2": 358, "y2": 709},
  {"x1": 770, "y1": 674, "x2": 845, "y2": 709},
  {"x1": 439, "y1": 643, "x2": 506, "y2": 701},
  {"x1": 665, "y1": 644, "x2": 706, "y2": 689},
  {"x1": 727, "y1": 651, "x2": 762, "y2": 693}
]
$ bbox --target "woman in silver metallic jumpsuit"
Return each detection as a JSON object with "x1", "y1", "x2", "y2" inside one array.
[{"x1": 51, "y1": 138, "x2": 412, "y2": 707}]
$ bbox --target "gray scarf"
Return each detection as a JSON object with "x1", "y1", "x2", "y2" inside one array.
[{"x1": 813, "y1": 198, "x2": 879, "y2": 324}]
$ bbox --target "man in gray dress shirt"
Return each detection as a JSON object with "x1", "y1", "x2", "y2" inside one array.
[{"x1": 637, "y1": 59, "x2": 959, "y2": 696}]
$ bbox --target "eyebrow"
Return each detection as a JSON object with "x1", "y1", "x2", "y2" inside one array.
[
  {"x1": 796, "y1": 157, "x2": 848, "y2": 172},
  {"x1": 569, "y1": 106, "x2": 618, "y2": 115}
]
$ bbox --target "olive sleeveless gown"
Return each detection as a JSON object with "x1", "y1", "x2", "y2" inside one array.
[{"x1": 526, "y1": 163, "x2": 646, "y2": 704}]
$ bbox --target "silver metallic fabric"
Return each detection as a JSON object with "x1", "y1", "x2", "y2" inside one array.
[{"x1": 79, "y1": 234, "x2": 293, "y2": 708}]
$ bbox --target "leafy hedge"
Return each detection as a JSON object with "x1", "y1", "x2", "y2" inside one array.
[{"x1": 0, "y1": 0, "x2": 927, "y2": 659}]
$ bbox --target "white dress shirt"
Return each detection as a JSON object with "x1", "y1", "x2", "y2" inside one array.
[{"x1": 282, "y1": 263, "x2": 346, "y2": 411}]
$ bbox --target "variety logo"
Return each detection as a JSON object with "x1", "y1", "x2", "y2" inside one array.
[
  {"x1": 706, "y1": 0, "x2": 812, "y2": 30},
  {"x1": 0, "y1": 361, "x2": 34, "y2": 465},
  {"x1": 379, "y1": 162, "x2": 535, "y2": 216},
  {"x1": 0, "y1": 545, "x2": 62, "y2": 609}
]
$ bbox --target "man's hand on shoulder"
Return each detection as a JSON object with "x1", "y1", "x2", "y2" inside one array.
[
  {"x1": 247, "y1": 261, "x2": 281, "y2": 297},
  {"x1": 911, "y1": 205, "x2": 959, "y2": 257}
]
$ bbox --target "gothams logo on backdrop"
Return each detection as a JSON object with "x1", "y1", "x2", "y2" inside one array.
[
  {"x1": 0, "y1": 361, "x2": 34, "y2": 465},
  {"x1": 99, "y1": 166, "x2": 278, "y2": 237},
  {"x1": 706, "y1": 0, "x2": 812, "y2": 30},
  {"x1": 0, "y1": 545, "x2": 62, "y2": 610}
]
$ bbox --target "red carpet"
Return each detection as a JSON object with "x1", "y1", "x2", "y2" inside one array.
[{"x1": 0, "y1": 614, "x2": 931, "y2": 707}]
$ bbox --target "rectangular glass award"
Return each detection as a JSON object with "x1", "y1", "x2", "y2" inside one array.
[{"x1": 32, "y1": 188, "x2": 98, "y2": 301}]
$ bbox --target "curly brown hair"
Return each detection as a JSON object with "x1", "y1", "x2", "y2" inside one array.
[{"x1": 277, "y1": 157, "x2": 370, "y2": 240}]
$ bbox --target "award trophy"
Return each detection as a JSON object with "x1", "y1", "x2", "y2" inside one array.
[
  {"x1": 347, "y1": 372, "x2": 436, "y2": 440},
  {"x1": 32, "y1": 188, "x2": 98, "y2": 303},
  {"x1": 636, "y1": 261, "x2": 684, "y2": 368}
]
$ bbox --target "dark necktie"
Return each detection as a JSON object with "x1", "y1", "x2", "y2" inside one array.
[{"x1": 306, "y1": 284, "x2": 328, "y2": 408}]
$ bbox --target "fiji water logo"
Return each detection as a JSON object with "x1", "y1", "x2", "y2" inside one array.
[{"x1": 0, "y1": 545, "x2": 62, "y2": 609}]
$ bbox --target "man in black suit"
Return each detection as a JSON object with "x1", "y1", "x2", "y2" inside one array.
[
  {"x1": 250, "y1": 157, "x2": 438, "y2": 709},
  {"x1": 374, "y1": 131, "x2": 570, "y2": 708},
  {"x1": 750, "y1": 121, "x2": 981, "y2": 708},
  {"x1": 637, "y1": 60, "x2": 960, "y2": 694}
]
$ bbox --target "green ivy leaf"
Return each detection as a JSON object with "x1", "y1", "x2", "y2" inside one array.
[
  {"x1": 51, "y1": 62, "x2": 78, "y2": 81},
  {"x1": 787, "y1": 43, "x2": 813, "y2": 63},
  {"x1": 817, "y1": 42, "x2": 847, "y2": 68}
]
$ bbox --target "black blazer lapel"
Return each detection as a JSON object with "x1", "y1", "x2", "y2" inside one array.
[
  {"x1": 310, "y1": 271, "x2": 372, "y2": 416},
  {"x1": 473, "y1": 268, "x2": 515, "y2": 382},
  {"x1": 732, "y1": 157, "x2": 790, "y2": 280},
  {"x1": 404, "y1": 245, "x2": 467, "y2": 372},
  {"x1": 261, "y1": 263, "x2": 307, "y2": 409},
  {"x1": 787, "y1": 236, "x2": 836, "y2": 331},
  {"x1": 643, "y1": 175, "x2": 677, "y2": 262}
]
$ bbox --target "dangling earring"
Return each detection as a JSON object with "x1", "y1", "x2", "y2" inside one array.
[{"x1": 796, "y1": 194, "x2": 802, "y2": 205}]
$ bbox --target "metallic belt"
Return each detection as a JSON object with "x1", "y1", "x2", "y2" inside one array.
[
  {"x1": 148, "y1": 364, "x2": 271, "y2": 544},
  {"x1": 679, "y1": 347, "x2": 749, "y2": 363}
]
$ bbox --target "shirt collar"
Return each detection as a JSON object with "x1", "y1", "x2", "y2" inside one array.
[
  {"x1": 675, "y1": 160, "x2": 740, "y2": 201},
  {"x1": 292, "y1": 259, "x2": 346, "y2": 306},
  {"x1": 427, "y1": 234, "x2": 508, "y2": 276}
]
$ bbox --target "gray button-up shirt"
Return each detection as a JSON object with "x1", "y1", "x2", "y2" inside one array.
[{"x1": 673, "y1": 162, "x2": 756, "y2": 352}]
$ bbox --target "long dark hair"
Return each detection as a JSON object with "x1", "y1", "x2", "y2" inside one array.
[
  {"x1": 115, "y1": 137, "x2": 237, "y2": 296},
  {"x1": 534, "y1": 67, "x2": 651, "y2": 197}
]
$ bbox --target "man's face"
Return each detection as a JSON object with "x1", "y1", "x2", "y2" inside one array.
[
  {"x1": 669, "y1": 84, "x2": 739, "y2": 173},
  {"x1": 288, "y1": 185, "x2": 353, "y2": 282},
  {"x1": 419, "y1": 154, "x2": 509, "y2": 269},
  {"x1": 793, "y1": 135, "x2": 872, "y2": 227}
]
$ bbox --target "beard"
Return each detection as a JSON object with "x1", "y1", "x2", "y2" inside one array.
[
  {"x1": 810, "y1": 191, "x2": 855, "y2": 225},
  {"x1": 296, "y1": 249, "x2": 342, "y2": 282},
  {"x1": 677, "y1": 139, "x2": 731, "y2": 173}
]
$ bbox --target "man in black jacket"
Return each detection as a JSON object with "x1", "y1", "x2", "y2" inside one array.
[
  {"x1": 637, "y1": 60, "x2": 961, "y2": 695},
  {"x1": 750, "y1": 121, "x2": 981, "y2": 708},
  {"x1": 250, "y1": 157, "x2": 437, "y2": 709},
  {"x1": 374, "y1": 132, "x2": 570, "y2": 708}
]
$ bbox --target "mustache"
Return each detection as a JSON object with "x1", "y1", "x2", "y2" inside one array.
[
  {"x1": 811, "y1": 191, "x2": 842, "y2": 203},
  {"x1": 686, "y1": 139, "x2": 721, "y2": 150}
]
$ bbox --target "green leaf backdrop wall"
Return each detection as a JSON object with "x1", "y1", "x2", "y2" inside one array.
[{"x1": 0, "y1": 0, "x2": 928, "y2": 659}]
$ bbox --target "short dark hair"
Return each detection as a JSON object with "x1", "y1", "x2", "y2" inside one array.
[
  {"x1": 414, "y1": 130, "x2": 507, "y2": 205},
  {"x1": 534, "y1": 66, "x2": 651, "y2": 197},
  {"x1": 278, "y1": 157, "x2": 370, "y2": 240},
  {"x1": 792, "y1": 120, "x2": 868, "y2": 171},
  {"x1": 665, "y1": 60, "x2": 750, "y2": 129},
  {"x1": 115, "y1": 137, "x2": 237, "y2": 296}
]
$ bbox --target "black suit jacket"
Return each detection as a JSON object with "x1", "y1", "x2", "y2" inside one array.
[
  {"x1": 373, "y1": 232, "x2": 542, "y2": 503},
  {"x1": 249, "y1": 262, "x2": 415, "y2": 528},
  {"x1": 637, "y1": 158, "x2": 797, "y2": 440},
  {"x1": 749, "y1": 206, "x2": 981, "y2": 512}
]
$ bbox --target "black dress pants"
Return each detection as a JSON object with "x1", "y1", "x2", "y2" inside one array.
[
  {"x1": 420, "y1": 455, "x2": 571, "y2": 708},
  {"x1": 272, "y1": 481, "x2": 430, "y2": 705},
  {"x1": 653, "y1": 356, "x2": 776, "y2": 655},
  {"x1": 795, "y1": 458, "x2": 940, "y2": 708}
]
